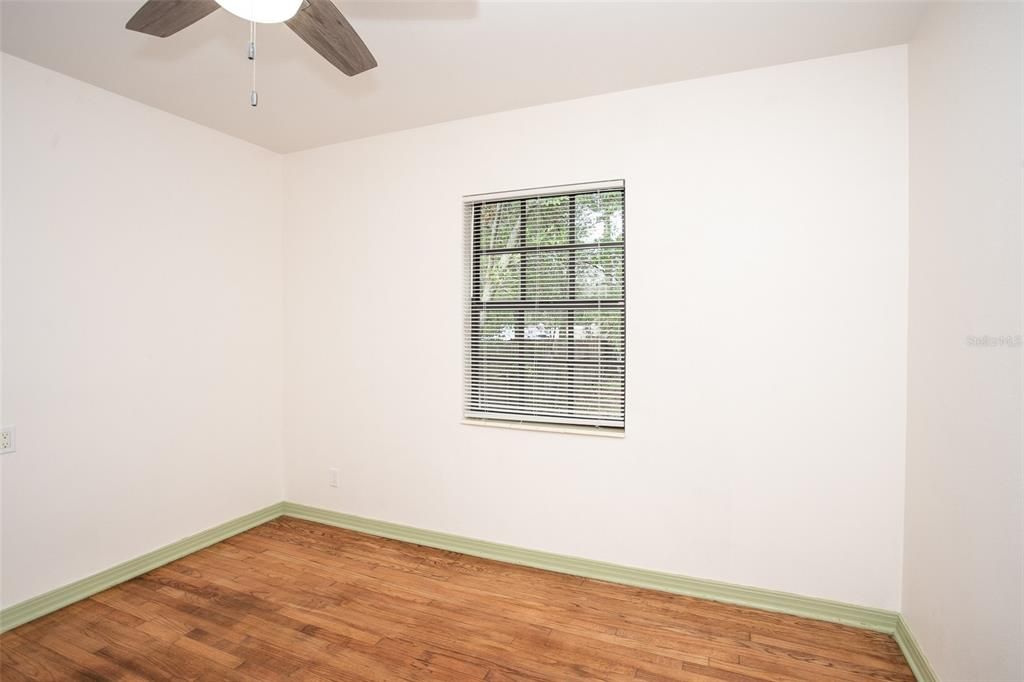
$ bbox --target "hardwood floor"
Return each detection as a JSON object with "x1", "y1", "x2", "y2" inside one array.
[{"x1": 1, "y1": 517, "x2": 915, "y2": 681}]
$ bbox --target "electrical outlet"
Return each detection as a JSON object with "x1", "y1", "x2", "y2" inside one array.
[
  {"x1": 328, "y1": 468, "x2": 339, "y2": 488},
  {"x1": 1, "y1": 426, "x2": 15, "y2": 455}
]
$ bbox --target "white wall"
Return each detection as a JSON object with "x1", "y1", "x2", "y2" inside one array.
[
  {"x1": 904, "y1": 3, "x2": 1024, "y2": 680},
  {"x1": 283, "y1": 46, "x2": 909, "y2": 610},
  {"x1": 0, "y1": 55, "x2": 285, "y2": 608},
  {"x1": 0, "y1": 29, "x2": 6, "y2": 604}
]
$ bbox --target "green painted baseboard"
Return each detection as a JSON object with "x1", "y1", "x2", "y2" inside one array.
[
  {"x1": 0, "y1": 499, "x2": 938, "y2": 682},
  {"x1": 281, "y1": 502, "x2": 900, "y2": 633},
  {"x1": 894, "y1": 614, "x2": 939, "y2": 682},
  {"x1": 0, "y1": 502, "x2": 285, "y2": 633}
]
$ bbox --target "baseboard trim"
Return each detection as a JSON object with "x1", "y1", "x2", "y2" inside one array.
[
  {"x1": 894, "y1": 614, "x2": 939, "y2": 682},
  {"x1": 0, "y1": 502, "x2": 286, "y2": 633},
  {"x1": 281, "y1": 502, "x2": 901, "y2": 634}
]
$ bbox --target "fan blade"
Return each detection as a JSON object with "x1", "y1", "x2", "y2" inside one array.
[
  {"x1": 126, "y1": 0, "x2": 220, "y2": 38},
  {"x1": 286, "y1": 0, "x2": 376, "y2": 76}
]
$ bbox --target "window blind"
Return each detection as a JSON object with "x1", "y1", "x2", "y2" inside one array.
[{"x1": 463, "y1": 181, "x2": 625, "y2": 430}]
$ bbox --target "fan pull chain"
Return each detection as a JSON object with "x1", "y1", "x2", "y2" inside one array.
[{"x1": 249, "y1": 21, "x2": 258, "y2": 107}]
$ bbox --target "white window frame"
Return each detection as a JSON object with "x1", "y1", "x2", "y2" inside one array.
[{"x1": 462, "y1": 180, "x2": 626, "y2": 435}]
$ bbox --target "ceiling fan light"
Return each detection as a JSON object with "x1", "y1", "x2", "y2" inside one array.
[{"x1": 215, "y1": 0, "x2": 303, "y2": 24}]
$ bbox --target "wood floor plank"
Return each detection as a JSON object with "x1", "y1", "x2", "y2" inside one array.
[{"x1": 1, "y1": 517, "x2": 914, "y2": 681}]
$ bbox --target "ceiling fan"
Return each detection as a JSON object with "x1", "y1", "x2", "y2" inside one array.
[{"x1": 125, "y1": 0, "x2": 376, "y2": 104}]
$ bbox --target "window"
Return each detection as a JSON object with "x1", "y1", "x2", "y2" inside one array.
[{"x1": 463, "y1": 181, "x2": 625, "y2": 432}]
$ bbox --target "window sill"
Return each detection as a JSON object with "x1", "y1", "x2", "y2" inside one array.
[{"x1": 461, "y1": 418, "x2": 625, "y2": 438}]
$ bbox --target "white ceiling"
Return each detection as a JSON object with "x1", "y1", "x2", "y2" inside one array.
[{"x1": 2, "y1": 1, "x2": 926, "y2": 153}]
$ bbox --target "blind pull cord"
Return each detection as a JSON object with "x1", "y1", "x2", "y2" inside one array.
[{"x1": 249, "y1": 21, "x2": 258, "y2": 107}]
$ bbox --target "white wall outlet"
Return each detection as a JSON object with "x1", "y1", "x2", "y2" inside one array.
[
  {"x1": 1, "y1": 426, "x2": 15, "y2": 455},
  {"x1": 328, "y1": 468, "x2": 339, "y2": 488}
]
